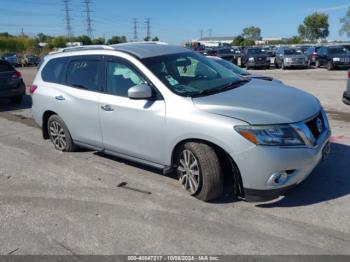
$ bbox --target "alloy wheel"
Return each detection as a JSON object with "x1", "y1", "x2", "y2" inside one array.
[
  {"x1": 49, "y1": 120, "x2": 67, "y2": 151},
  {"x1": 177, "y1": 149, "x2": 200, "y2": 195}
]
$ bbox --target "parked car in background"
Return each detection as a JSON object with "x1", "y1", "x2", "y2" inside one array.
[
  {"x1": 241, "y1": 47, "x2": 270, "y2": 69},
  {"x1": 296, "y1": 45, "x2": 311, "y2": 54},
  {"x1": 22, "y1": 54, "x2": 40, "y2": 67},
  {"x1": 207, "y1": 56, "x2": 282, "y2": 83},
  {"x1": 343, "y1": 69, "x2": 350, "y2": 105},
  {"x1": 1, "y1": 53, "x2": 21, "y2": 67},
  {"x1": 316, "y1": 46, "x2": 350, "y2": 70},
  {"x1": 305, "y1": 46, "x2": 322, "y2": 67},
  {"x1": 0, "y1": 60, "x2": 25, "y2": 104},
  {"x1": 275, "y1": 47, "x2": 308, "y2": 69},
  {"x1": 31, "y1": 43, "x2": 330, "y2": 202},
  {"x1": 210, "y1": 47, "x2": 240, "y2": 64}
]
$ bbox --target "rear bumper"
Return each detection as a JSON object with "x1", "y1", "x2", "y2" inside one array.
[
  {"x1": 0, "y1": 82, "x2": 25, "y2": 98},
  {"x1": 343, "y1": 91, "x2": 350, "y2": 105}
]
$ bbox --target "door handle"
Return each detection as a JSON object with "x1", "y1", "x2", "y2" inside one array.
[
  {"x1": 101, "y1": 104, "x2": 114, "y2": 111},
  {"x1": 55, "y1": 95, "x2": 65, "y2": 101}
]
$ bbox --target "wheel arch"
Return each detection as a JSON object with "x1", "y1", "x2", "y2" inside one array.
[
  {"x1": 42, "y1": 110, "x2": 57, "y2": 139},
  {"x1": 171, "y1": 138, "x2": 244, "y2": 198}
]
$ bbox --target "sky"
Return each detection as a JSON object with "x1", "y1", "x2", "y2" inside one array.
[{"x1": 0, "y1": 0, "x2": 349, "y2": 44}]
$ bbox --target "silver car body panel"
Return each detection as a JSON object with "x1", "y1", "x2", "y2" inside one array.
[{"x1": 32, "y1": 45, "x2": 330, "y2": 192}]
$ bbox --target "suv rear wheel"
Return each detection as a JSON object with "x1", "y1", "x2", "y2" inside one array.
[
  {"x1": 48, "y1": 115, "x2": 76, "y2": 152},
  {"x1": 176, "y1": 142, "x2": 223, "y2": 201}
]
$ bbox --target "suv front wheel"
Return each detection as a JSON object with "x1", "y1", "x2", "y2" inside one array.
[
  {"x1": 176, "y1": 142, "x2": 224, "y2": 201},
  {"x1": 48, "y1": 115, "x2": 76, "y2": 152}
]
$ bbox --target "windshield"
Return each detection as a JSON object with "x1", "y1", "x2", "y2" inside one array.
[
  {"x1": 329, "y1": 47, "x2": 350, "y2": 55},
  {"x1": 284, "y1": 49, "x2": 301, "y2": 55},
  {"x1": 142, "y1": 52, "x2": 245, "y2": 97},
  {"x1": 212, "y1": 58, "x2": 250, "y2": 76},
  {"x1": 247, "y1": 48, "x2": 265, "y2": 55}
]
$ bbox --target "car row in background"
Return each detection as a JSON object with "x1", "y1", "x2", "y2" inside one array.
[{"x1": 0, "y1": 53, "x2": 40, "y2": 67}]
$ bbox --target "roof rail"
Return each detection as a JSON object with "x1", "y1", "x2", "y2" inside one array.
[
  {"x1": 49, "y1": 45, "x2": 114, "y2": 55},
  {"x1": 113, "y1": 41, "x2": 168, "y2": 46}
]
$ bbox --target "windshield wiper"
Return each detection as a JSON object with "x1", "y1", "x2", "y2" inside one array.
[{"x1": 192, "y1": 79, "x2": 250, "y2": 97}]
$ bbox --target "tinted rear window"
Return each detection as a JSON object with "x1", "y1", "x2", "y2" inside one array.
[
  {"x1": 0, "y1": 61, "x2": 14, "y2": 72},
  {"x1": 42, "y1": 57, "x2": 67, "y2": 84},
  {"x1": 66, "y1": 59, "x2": 100, "y2": 92}
]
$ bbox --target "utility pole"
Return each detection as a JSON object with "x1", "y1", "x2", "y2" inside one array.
[
  {"x1": 63, "y1": 0, "x2": 73, "y2": 39},
  {"x1": 133, "y1": 18, "x2": 138, "y2": 42},
  {"x1": 145, "y1": 17, "x2": 151, "y2": 41},
  {"x1": 200, "y1": 29, "x2": 203, "y2": 40},
  {"x1": 82, "y1": 0, "x2": 94, "y2": 39}
]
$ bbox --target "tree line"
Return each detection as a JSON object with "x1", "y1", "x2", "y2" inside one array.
[
  {"x1": 232, "y1": 7, "x2": 350, "y2": 46},
  {"x1": 0, "y1": 33, "x2": 159, "y2": 55}
]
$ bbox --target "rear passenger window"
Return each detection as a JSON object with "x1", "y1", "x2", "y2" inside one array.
[
  {"x1": 41, "y1": 57, "x2": 67, "y2": 84},
  {"x1": 66, "y1": 60, "x2": 100, "y2": 92},
  {"x1": 0, "y1": 61, "x2": 14, "y2": 72},
  {"x1": 106, "y1": 61, "x2": 145, "y2": 97}
]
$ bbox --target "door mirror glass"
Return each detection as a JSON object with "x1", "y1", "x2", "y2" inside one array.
[{"x1": 128, "y1": 83, "x2": 153, "y2": 99}]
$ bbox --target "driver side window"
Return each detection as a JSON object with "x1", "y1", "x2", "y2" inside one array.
[{"x1": 106, "y1": 60, "x2": 146, "y2": 97}]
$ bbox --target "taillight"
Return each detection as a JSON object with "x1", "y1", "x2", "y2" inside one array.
[
  {"x1": 30, "y1": 85, "x2": 38, "y2": 94},
  {"x1": 12, "y1": 71, "x2": 22, "y2": 79}
]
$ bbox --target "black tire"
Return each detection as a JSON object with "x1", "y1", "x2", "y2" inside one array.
[
  {"x1": 47, "y1": 115, "x2": 76, "y2": 152},
  {"x1": 274, "y1": 61, "x2": 279, "y2": 68},
  {"x1": 175, "y1": 142, "x2": 224, "y2": 201},
  {"x1": 10, "y1": 95, "x2": 23, "y2": 105},
  {"x1": 266, "y1": 65, "x2": 270, "y2": 69},
  {"x1": 327, "y1": 61, "x2": 334, "y2": 71}
]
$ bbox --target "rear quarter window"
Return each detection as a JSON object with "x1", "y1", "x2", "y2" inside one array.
[
  {"x1": 41, "y1": 57, "x2": 68, "y2": 84},
  {"x1": 0, "y1": 61, "x2": 14, "y2": 72}
]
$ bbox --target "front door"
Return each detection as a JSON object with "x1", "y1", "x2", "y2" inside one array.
[{"x1": 99, "y1": 57, "x2": 167, "y2": 164}]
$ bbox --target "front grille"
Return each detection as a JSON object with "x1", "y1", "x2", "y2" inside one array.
[
  {"x1": 305, "y1": 113, "x2": 324, "y2": 140},
  {"x1": 340, "y1": 57, "x2": 350, "y2": 63},
  {"x1": 291, "y1": 58, "x2": 304, "y2": 63}
]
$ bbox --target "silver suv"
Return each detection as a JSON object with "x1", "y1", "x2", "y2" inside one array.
[{"x1": 31, "y1": 43, "x2": 331, "y2": 202}]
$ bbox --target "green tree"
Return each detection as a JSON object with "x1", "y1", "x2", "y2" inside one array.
[
  {"x1": 241, "y1": 26, "x2": 261, "y2": 40},
  {"x1": 241, "y1": 39, "x2": 255, "y2": 46},
  {"x1": 339, "y1": 6, "x2": 350, "y2": 37},
  {"x1": 152, "y1": 36, "x2": 159, "y2": 41},
  {"x1": 74, "y1": 35, "x2": 92, "y2": 45},
  {"x1": 232, "y1": 35, "x2": 244, "y2": 46},
  {"x1": 0, "y1": 32, "x2": 12, "y2": 38},
  {"x1": 107, "y1": 36, "x2": 127, "y2": 44},
  {"x1": 144, "y1": 36, "x2": 151, "y2": 41},
  {"x1": 36, "y1": 33, "x2": 51, "y2": 43},
  {"x1": 298, "y1": 12, "x2": 329, "y2": 41},
  {"x1": 92, "y1": 37, "x2": 105, "y2": 45},
  {"x1": 48, "y1": 36, "x2": 68, "y2": 48}
]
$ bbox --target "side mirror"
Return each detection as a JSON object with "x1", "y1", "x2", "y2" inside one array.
[{"x1": 128, "y1": 83, "x2": 153, "y2": 100}]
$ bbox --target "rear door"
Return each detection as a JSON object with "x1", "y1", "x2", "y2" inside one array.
[
  {"x1": 54, "y1": 55, "x2": 103, "y2": 147},
  {"x1": 99, "y1": 56, "x2": 166, "y2": 164}
]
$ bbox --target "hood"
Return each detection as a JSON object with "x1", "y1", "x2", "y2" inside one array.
[
  {"x1": 192, "y1": 79, "x2": 320, "y2": 125},
  {"x1": 249, "y1": 74, "x2": 273, "y2": 81}
]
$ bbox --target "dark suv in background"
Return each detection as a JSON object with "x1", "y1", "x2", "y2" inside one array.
[
  {"x1": 0, "y1": 60, "x2": 25, "y2": 104},
  {"x1": 241, "y1": 47, "x2": 270, "y2": 69},
  {"x1": 316, "y1": 46, "x2": 350, "y2": 70}
]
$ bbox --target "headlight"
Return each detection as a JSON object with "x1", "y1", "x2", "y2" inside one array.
[
  {"x1": 284, "y1": 57, "x2": 292, "y2": 62},
  {"x1": 333, "y1": 57, "x2": 340, "y2": 62},
  {"x1": 234, "y1": 125, "x2": 305, "y2": 146},
  {"x1": 248, "y1": 57, "x2": 254, "y2": 61}
]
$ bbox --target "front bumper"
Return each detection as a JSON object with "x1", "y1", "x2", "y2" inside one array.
[
  {"x1": 246, "y1": 61, "x2": 270, "y2": 67},
  {"x1": 333, "y1": 62, "x2": 350, "y2": 68},
  {"x1": 343, "y1": 91, "x2": 350, "y2": 105},
  {"x1": 284, "y1": 61, "x2": 308, "y2": 67},
  {"x1": 232, "y1": 111, "x2": 331, "y2": 201}
]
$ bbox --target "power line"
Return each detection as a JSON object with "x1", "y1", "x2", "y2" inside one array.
[
  {"x1": 82, "y1": 0, "x2": 94, "y2": 39},
  {"x1": 133, "y1": 18, "x2": 138, "y2": 42},
  {"x1": 63, "y1": 0, "x2": 73, "y2": 39},
  {"x1": 145, "y1": 17, "x2": 151, "y2": 41}
]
